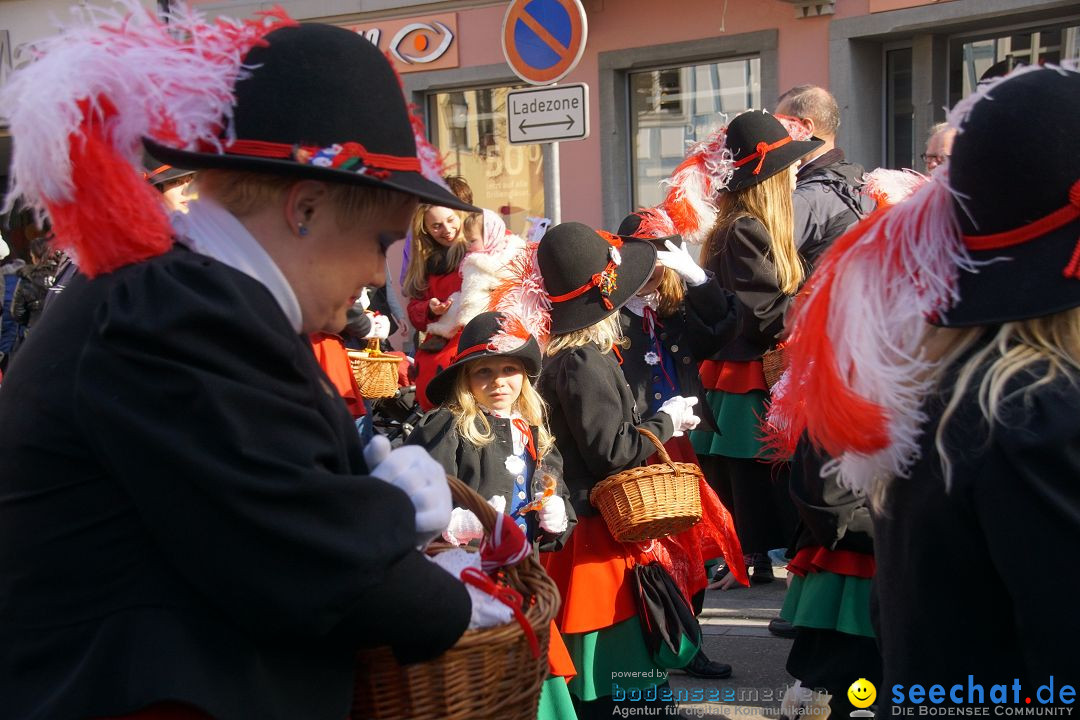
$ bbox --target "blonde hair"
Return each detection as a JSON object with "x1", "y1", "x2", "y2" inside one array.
[
  {"x1": 545, "y1": 312, "x2": 627, "y2": 357},
  {"x1": 655, "y1": 266, "x2": 686, "y2": 317},
  {"x1": 196, "y1": 170, "x2": 413, "y2": 227},
  {"x1": 868, "y1": 308, "x2": 1080, "y2": 509},
  {"x1": 403, "y1": 204, "x2": 468, "y2": 298},
  {"x1": 448, "y1": 361, "x2": 555, "y2": 459},
  {"x1": 705, "y1": 170, "x2": 802, "y2": 294}
]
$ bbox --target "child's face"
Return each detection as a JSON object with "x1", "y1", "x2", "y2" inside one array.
[
  {"x1": 424, "y1": 206, "x2": 461, "y2": 247},
  {"x1": 464, "y1": 219, "x2": 485, "y2": 252},
  {"x1": 468, "y1": 356, "x2": 525, "y2": 413}
]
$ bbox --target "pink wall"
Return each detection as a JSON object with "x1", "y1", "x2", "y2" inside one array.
[{"x1": 447, "y1": 1, "x2": 836, "y2": 229}]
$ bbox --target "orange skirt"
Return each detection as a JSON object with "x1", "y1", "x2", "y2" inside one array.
[
  {"x1": 541, "y1": 515, "x2": 637, "y2": 635},
  {"x1": 548, "y1": 621, "x2": 577, "y2": 680}
]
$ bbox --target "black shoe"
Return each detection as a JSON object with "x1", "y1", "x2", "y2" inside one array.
[
  {"x1": 682, "y1": 651, "x2": 733, "y2": 679},
  {"x1": 750, "y1": 560, "x2": 775, "y2": 585},
  {"x1": 682, "y1": 651, "x2": 734, "y2": 677},
  {"x1": 767, "y1": 616, "x2": 797, "y2": 639}
]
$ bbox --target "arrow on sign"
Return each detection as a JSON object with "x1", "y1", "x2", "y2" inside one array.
[{"x1": 518, "y1": 115, "x2": 576, "y2": 134}]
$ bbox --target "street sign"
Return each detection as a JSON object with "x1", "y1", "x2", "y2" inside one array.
[
  {"x1": 507, "y1": 83, "x2": 589, "y2": 145},
  {"x1": 501, "y1": 0, "x2": 588, "y2": 86}
]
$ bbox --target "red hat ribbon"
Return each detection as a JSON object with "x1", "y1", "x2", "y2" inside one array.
[
  {"x1": 733, "y1": 136, "x2": 793, "y2": 176},
  {"x1": 547, "y1": 230, "x2": 624, "y2": 311}
]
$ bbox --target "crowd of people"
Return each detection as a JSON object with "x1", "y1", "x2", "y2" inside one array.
[{"x1": 0, "y1": 4, "x2": 1076, "y2": 720}]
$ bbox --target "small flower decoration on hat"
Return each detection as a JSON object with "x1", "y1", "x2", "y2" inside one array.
[
  {"x1": 292, "y1": 142, "x2": 392, "y2": 179},
  {"x1": 592, "y1": 230, "x2": 624, "y2": 310}
]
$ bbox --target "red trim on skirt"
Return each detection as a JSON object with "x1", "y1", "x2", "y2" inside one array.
[
  {"x1": 787, "y1": 545, "x2": 876, "y2": 579},
  {"x1": 698, "y1": 358, "x2": 768, "y2": 393}
]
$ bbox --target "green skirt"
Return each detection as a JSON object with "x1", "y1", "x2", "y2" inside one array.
[
  {"x1": 563, "y1": 615, "x2": 666, "y2": 702},
  {"x1": 538, "y1": 675, "x2": 577, "y2": 720},
  {"x1": 690, "y1": 389, "x2": 770, "y2": 459},
  {"x1": 780, "y1": 571, "x2": 876, "y2": 638}
]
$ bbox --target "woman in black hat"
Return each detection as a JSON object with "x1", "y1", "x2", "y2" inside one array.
[
  {"x1": 770, "y1": 64, "x2": 1080, "y2": 711},
  {"x1": 0, "y1": 10, "x2": 479, "y2": 720},
  {"x1": 614, "y1": 207, "x2": 747, "y2": 679},
  {"x1": 536, "y1": 221, "x2": 702, "y2": 718},
  {"x1": 687, "y1": 110, "x2": 822, "y2": 588},
  {"x1": 406, "y1": 310, "x2": 578, "y2": 720}
]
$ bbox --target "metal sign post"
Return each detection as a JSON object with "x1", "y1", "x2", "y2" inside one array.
[{"x1": 502, "y1": 0, "x2": 588, "y2": 229}]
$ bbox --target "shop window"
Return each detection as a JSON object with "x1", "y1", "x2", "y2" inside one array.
[
  {"x1": 428, "y1": 86, "x2": 544, "y2": 236},
  {"x1": 885, "y1": 46, "x2": 913, "y2": 170},
  {"x1": 629, "y1": 57, "x2": 761, "y2": 210},
  {"x1": 948, "y1": 21, "x2": 1080, "y2": 107}
]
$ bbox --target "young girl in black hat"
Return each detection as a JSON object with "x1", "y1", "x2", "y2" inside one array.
[
  {"x1": 679, "y1": 110, "x2": 822, "y2": 587},
  {"x1": 536, "y1": 221, "x2": 702, "y2": 719},
  {"x1": 404, "y1": 203, "x2": 468, "y2": 410},
  {"x1": 771, "y1": 63, "x2": 1080, "y2": 713},
  {"x1": 613, "y1": 207, "x2": 747, "y2": 678},
  {"x1": 407, "y1": 310, "x2": 578, "y2": 720}
]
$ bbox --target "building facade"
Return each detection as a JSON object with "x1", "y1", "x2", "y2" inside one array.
[{"x1": 1, "y1": 0, "x2": 1078, "y2": 237}]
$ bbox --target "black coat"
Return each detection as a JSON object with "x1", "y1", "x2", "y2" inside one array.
[
  {"x1": 538, "y1": 343, "x2": 675, "y2": 516},
  {"x1": 872, "y1": 354, "x2": 1080, "y2": 710},
  {"x1": 0, "y1": 246, "x2": 471, "y2": 720},
  {"x1": 618, "y1": 275, "x2": 738, "y2": 431},
  {"x1": 707, "y1": 216, "x2": 791, "y2": 362},
  {"x1": 788, "y1": 440, "x2": 873, "y2": 557},
  {"x1": 793, "y1": 149, "x2": 873, "y2": 270},
  {"x1": 406, "y1": 408, "x2": 576, "y2": 551}
]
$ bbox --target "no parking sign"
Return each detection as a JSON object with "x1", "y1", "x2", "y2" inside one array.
[{"x1": 501, "y1": 0, "x2": 588, "y2": 85}]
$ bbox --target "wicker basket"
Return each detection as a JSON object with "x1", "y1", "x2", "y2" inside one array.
[
  {"x1": 761, "y1": 345, "x2": 788, "y2": 390},
  {"x1": 588, "y1": 428, "x2": 703, "y2": 543},
  {"x1": 348, "y1": 339, "x2": 400, "y2": 399},
  {"x1": 352, "y1": 475, "x2": 560, "y2": 720}
]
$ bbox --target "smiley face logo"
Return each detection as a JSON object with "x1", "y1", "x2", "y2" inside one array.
[{"x1": 848, "y1": 678, "x2": 877, "y2": 709}]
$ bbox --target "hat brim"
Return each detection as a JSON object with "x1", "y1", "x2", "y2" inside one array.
[
  {"x1": 424, "y1": 335, "x2": 542, "y2": 407},
  {"x1": 549, "y1": 238, "x2": 658, "y2": 335},
  {"x1": 934, "y1": 217, "x2": 1080, "y2": 327},
  {"x1": 727, "y1": 138, "x2": 823, "y2": 192},
  {"x1": 143, "y1": 138, "x2": 479, "y2": 213}
]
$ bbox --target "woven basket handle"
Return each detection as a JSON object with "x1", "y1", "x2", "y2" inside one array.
[
  {"x1": 445, "y1": 474, "x2": 501, "y2": 540},
  {"x1": 637, "y1": 427, "x2": 677, "y2": 473}
]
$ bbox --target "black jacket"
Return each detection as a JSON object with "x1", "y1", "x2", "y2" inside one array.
[
  {"x1": 793, "y1": 149, "x2": 874, "y2": 270},
  {"x1": 406, "y1": 408, "x2": 576, "y2": 551},
  {"x1": 0, "y1": 246, "x2": 471, "y2": 720},
  {"x1": 872, "y1": 355, "x2": 1080, "y2": 711},
  {"x1": 538, "y1": 343, "x2": 675, "y2": 516},
  {"x1": 618, "y1": 275, "x2": 738, "y2": 431},
  {"x1": 707, "y1": 216, "x2": 791, "y2": 362},
  {"x1": 788, "y1": 440, "x2": 873, "y2": 557}
]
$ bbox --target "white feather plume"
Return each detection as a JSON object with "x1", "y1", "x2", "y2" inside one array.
[{"x1": 0, "y1": 1, "x2": 291, "y2": 216}]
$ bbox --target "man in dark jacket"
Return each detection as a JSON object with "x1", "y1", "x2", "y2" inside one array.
[{"x1": 776, "y1": 85, "x2": 875, "y2": 269}]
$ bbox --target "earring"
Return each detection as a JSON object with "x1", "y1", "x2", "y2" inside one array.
[{"x1": 298, "y1": 222, "x2": 309, "y2": 237}]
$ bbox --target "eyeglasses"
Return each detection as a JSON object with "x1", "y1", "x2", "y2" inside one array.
[{"x1": 921, "y1": 153, "x2": 948, "y2": 165}]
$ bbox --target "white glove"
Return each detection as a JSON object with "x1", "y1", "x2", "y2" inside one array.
[
  {"x1": 443, "y1": 507, "x2": 484, "y2": 545},
  {"x1": 364, "y1": 314, "x2": 391, "y2": 340},
  {"x1": 658, "y1": 395, "x2": 701, "y2": 437},
  {"x1": 538, "y1": 495, "x2": 568, "y2": 534},
  {"x1": 656, "y1": 240, "x2": 708, "y2": 287},
  {"x1": 364, "y1": 436, "x2": 452, "y2": 549},
  {"x1": 488, "y1": 494, "x2": 507, "y2": 514}
]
